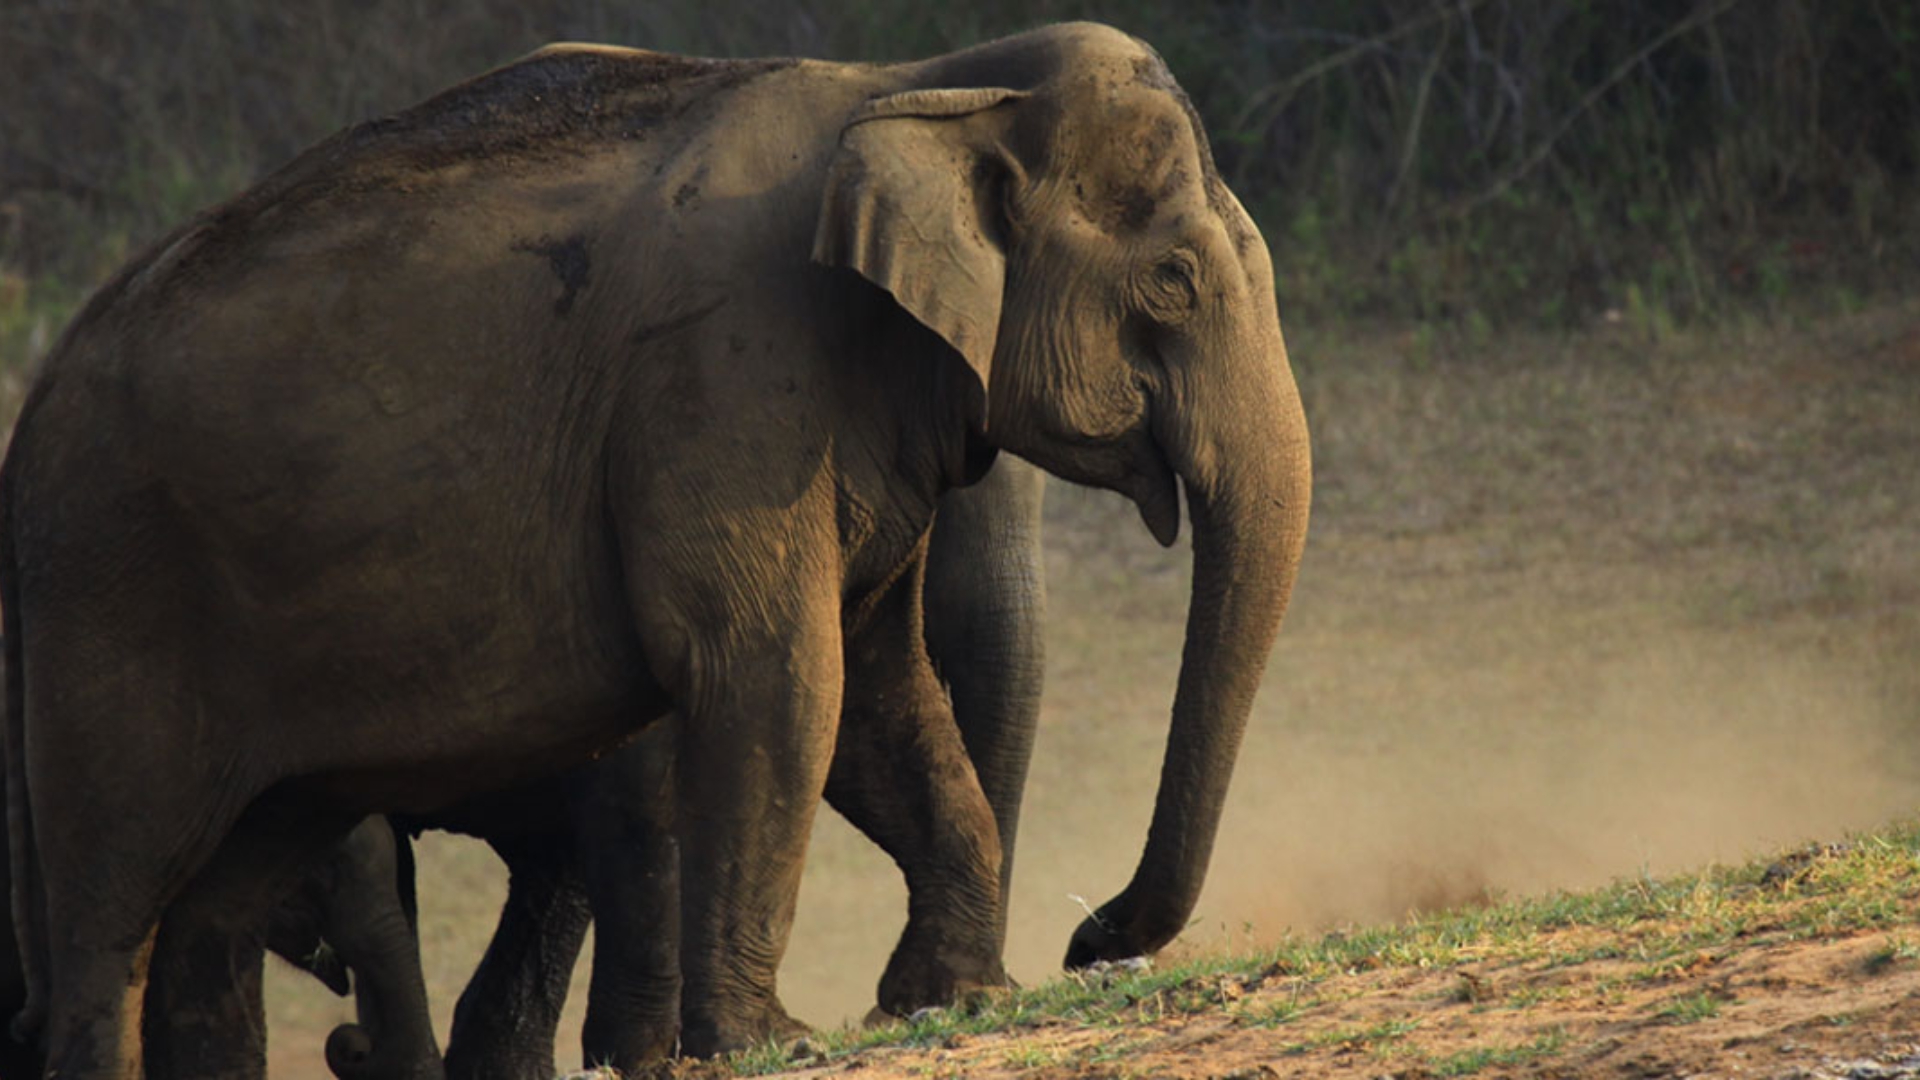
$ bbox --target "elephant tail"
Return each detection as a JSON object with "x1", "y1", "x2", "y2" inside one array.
[{"x1": 1, "y1": 469, "x2": 46, "y2": 1046}]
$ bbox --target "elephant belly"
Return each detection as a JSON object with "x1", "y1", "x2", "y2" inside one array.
[{"x1": 303, "y1": 696, "x2": 666, "y2": 818}]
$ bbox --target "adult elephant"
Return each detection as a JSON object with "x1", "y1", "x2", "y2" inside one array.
[{"x1": 1, "y1": 21, "x2": 1311, "y2": 1079}]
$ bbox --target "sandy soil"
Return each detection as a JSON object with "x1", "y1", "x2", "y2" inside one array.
[{"x1": 264, "y1": 300, "x2": 1920, "y2": 1078}]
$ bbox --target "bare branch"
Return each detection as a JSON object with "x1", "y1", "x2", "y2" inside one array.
[{"x1": 1441, "y1": 0, "x2": 1750, "y2": 218}]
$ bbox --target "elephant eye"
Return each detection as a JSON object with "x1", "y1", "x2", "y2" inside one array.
[{"x1": 1145, "y1": 251, "x2": 1199, "y2": 315}]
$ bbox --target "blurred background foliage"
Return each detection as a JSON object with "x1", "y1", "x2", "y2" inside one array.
[{"x1": 1, "y1": 0, "x2": 1916, "y2": 368}]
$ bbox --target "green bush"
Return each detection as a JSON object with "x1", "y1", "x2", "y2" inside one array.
[{"x1": 2, "y1": 0, "x2": 1915, "y2": 373}]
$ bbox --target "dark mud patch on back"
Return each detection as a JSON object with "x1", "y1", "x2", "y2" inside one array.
[
  {"x1": 333, "y1": 47, "x2": 796, "y2": 177},
  {"x1": 210, "y1": 50, "x2": 792, "y2": 232},
  {"x1": 513, "y1": 233, "x2": 592, "y2": 316},
  {"x1": 97, "y1": 48, "x2": 795, "y2": 311}
]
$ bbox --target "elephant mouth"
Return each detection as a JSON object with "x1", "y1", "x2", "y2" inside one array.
[{"x1": 1127, "y1": 426, "x2": 1181, "y2": 547}]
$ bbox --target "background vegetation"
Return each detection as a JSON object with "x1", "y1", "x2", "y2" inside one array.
[{"x1": 3, "y1": 0, "x2": 1917, "y2": 377}]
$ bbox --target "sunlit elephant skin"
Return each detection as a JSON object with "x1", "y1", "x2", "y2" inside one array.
[
  {"x1": 1, "y1": 20, "x2": 1309, "y2": 1078},
  {"x1": 425, "y1": 457, "x2": 1044, "y2": 1079}
]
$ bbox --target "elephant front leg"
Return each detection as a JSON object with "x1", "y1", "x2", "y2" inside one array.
[
  {"x1": 828, "y1": 558, "x2": 1008, "y2": 1020},
  {"x1": 672, "y1": 621, "x2": 845, "y2": 1058}
]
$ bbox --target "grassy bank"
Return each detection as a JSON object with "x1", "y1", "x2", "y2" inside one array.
[{"x1": 721, "y1": 820, "x2": 1920, "y2": 1078}]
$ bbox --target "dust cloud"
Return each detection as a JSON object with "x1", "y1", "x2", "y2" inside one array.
[{"x1": 778, "y1": 479, "x2": 1920, "y2": 1031}]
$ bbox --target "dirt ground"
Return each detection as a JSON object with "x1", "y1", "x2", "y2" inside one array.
[
  {"x1": 757, "y1": 926, "x2": 1920, "y2": 1079},
  {"x1": 263, "y1": 298, "x2": 1920, "y2": 1077}
]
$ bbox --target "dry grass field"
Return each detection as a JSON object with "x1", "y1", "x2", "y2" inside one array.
[{"x1": 262, "y1": 299, "x2": 1920, "y2": 1077}]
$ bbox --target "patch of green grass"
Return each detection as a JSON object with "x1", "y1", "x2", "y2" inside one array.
[
  {"x1": 1235, "y1": 990, "x2": 1316, "y2": 1028},
  {"x1": 726, "y1": 1038, "x2": 804, "y2": 1075},
  {"x1": 1429, "y1": 1028, "x2": 1570, "y2": 1076},
  {"x1": 1000, "y1": 1043, "x2": 1063, "y2": 1069},
  {"x1": 1866, "y1": 932, "x2": 1920, "y2": 973},
  {"x1": 1082, "y1": 1035, "x2": 1149, "y2": 1064},
  {"x1": 1280, "y1": 1018, "x2": 1421, "y2": 1056},
  {"x1": 1655, "y1": 991, "x2": 1726, "y2": 1024}
]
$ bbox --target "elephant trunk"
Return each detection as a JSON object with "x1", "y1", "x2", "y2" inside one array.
[
  {"x1": 1065, "y1": 331, "x2": 1311, "y2": 967},
  {"x1": 325, "y1": 1021, "x2": 446, "y2": 1080},
  {"x1": 325, "y1": 1023, "x2": 377, "y2": 1080}
]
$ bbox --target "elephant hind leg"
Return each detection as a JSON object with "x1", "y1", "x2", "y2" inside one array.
[
  {"x1": 33, "y1": 786, "x2": 240, "y2": 1080},
  {"x1": 828, "y1": 552, "x2": 1008, "y2": 1019},
  {"x1": 24, "y1": 670, "x2": 262, "y2": 1080}
]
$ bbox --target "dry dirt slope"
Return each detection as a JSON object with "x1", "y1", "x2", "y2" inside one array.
[{"x1": 729, "y1": 834, "x2": 1920, "y2": 1080}]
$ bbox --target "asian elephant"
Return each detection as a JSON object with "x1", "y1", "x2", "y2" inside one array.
[
  {"x1": 1, "y1": 20, "x2": 1311, "y2": 1079},
  {"x1": 265, "y1": 817, "x2": 441, "y2": 1080},
  {"x1": 0, "y1": 813, "x2": 438, "y2": 1080}
]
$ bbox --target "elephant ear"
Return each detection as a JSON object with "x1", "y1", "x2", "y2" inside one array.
[{"x1": 813, "y1": 88, "x2": 1027, "y2": 399}]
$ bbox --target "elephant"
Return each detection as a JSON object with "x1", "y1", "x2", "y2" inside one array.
[
  {"x1": 264, "y1": 817, "x2": 441, "y2": 1080},
  {"x1": 0, "y1": 20, "x2": 1312, "y2": 1079},
  {"x1": 0, "y1": 812, "x2": 438, "y2": 1080}
]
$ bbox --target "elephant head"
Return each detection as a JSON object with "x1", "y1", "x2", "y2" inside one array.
[{"x1": 815, "y1": 23, "x2": 1313, "y2": 965}]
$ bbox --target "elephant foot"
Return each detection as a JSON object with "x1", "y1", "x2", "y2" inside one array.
[
  {"x1": 869, "y1": 981, "x2": 1010, "y2": 1027},
  {"x1": 875, "y1": 936, "x2": 1010, "y2": 1020},
  {"x1": 581, "y1": 1014, "x2": 677, "y2": 1075},
  {"x1": 678, "y1": 1002, "x2": 810, "y2": 1060}
]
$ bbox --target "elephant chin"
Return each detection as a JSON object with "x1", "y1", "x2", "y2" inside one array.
[{"x1": 1128, "y1": 440, "x2": 1182, "y2": 548}]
